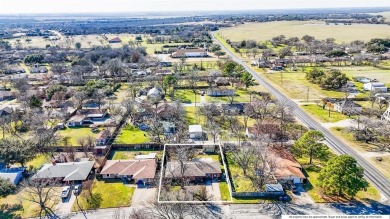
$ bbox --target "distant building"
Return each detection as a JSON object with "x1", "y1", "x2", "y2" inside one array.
[
  {"x1": 206, "y1": 89, "x2": 235, "y2": 97},
  {"x1": 189, "y1": 125, "x2": 203, "y2": 140},
  {"x1": 0, "y1": 167, "x2": 25, "y2": 185},
  {"x1": 0, "y1": 91, "x2": 15, "y2": 101},
  {"x1": 0, "y1": 107, "x2": 12, "y2": 117},
  {"x1": 363, "y1": 82, "x2": 388, "y2": 93},
  {"x1": 171, "y1": 49, "x2": 207, "y2": 58},
  {"x1": 382, "y1": 106, "x2": 390, "y2": 122},
  {"x1": 333, "y1": 99, "x2": 362, "y2": 115},
  {"x1": 95, "y1": 129, "x2": 112, "y2": 146},
  {"x1": 108, "y1": 37, "x2": 122, "y2": 44},
  {"x1": 29, "y1": 66, "x2": 48, "y2": 73}
]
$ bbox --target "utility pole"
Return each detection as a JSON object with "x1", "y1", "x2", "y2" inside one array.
[{"x1": 306, "y1": 86, "x2": 310, "y2": 102}]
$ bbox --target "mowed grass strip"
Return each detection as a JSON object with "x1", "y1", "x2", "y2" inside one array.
[
  {"x1": 73, "y1": 180, "x2": 135, "y2": 211},
  {"x1": 301, "y1": 104, "x2": 353, "y2": 123},
  {"x1": 114, "y1": 125, "x2": 150, "y2": 144}
]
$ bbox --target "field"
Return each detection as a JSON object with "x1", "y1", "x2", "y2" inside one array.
[
  {"x1": 114, "y1": 125, "x2": 150, "y2": 144},
  {"x1": 301, "y1": 104, "x2": 353, "y2": 123},
  {"x1": 72, "y1": 179, "x2": 135, "y2": 211},
  {"x1": 57, "y1": 127, "x2": 102, "y2": 146},
  {"x1": 369, "y1": 11, "x2": 390, "y2": 21},
  {"x1": 217, "y1": 21, "x2": 390, "y2": 42}
]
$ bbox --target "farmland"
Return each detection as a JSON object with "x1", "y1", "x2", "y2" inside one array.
[{"x1": 218, "y1": 21, "x2": 390, "y2": 42}]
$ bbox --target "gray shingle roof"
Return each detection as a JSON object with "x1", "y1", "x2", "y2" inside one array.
[{"x1": 31, "y1": 161, "x2": 94, "y2": 181}]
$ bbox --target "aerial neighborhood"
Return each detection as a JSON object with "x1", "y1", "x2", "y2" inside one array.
[{"x1": 0, "y1": 4, "x2": 390, "y2": 219}]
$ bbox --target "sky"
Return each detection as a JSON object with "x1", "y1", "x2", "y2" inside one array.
[{"x1": 0, "y1": 0, "x2": 389, "y2": 14}]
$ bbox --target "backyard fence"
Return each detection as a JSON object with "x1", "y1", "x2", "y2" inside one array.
[{"x1": 232, "y1": 191, "x2": 285, "y2": 198}]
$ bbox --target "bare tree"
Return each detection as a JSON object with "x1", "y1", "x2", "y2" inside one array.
[{"x1": 20, "y1": 179, "x2": 60, "y2": 219}]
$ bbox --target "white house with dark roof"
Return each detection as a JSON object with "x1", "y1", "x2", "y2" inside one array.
[
  {"x1": 171, "y1": 48, "x2": 207, "y2": 58},
  {"x1": 333, "y1": 99, "x2": 362, "y2": 115}
]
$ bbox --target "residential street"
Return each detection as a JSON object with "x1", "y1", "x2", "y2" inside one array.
[{"x1": 212, "y1": 32, "x2": 390, "y2": 201}]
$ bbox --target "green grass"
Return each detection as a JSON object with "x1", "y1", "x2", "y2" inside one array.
[
  {"x1": 57, "y1": 127, "x2": 101, "y2": 146},
  {"x1": 195, "y1": 153, "x2": 220, "y2": 162},
  {"x1": 219, "y1": 182, "x2": 231, "y2": 201},
  {"x1": 25, "y1": 154, "x2": 51, "y2": 170},
  {"x1": 226, "y1": 153, "x2": 256, "y2": 192},
  {"x1": 217, "y1": 21, "x2": 390, "y2": 43},
  {"x1": 0, "y1": 187, "x2": 61, "y2": 219},
  {"x1": 301, "y1": 104, "x2": 353, "y2": 123},
  {"x1": 110, "y1": 150, "x2": 162, "y2": 160},
  {"x1": 185, "y1": 106, "x2": 202, "y2": 125},
  {"x1": 205, "y1": 87, "x2": 262, "y2": 103},
  {"x1": 114, "y1": 125, "x2": 150, "y2": 144},
  {"x1": 302, "y1": 164, "x2": 381, "y2": 203},
  {"x1": 73, "y1": 179, "x2": 135, "y2": 211},
  {"x1": 173, "y1": 89, "x2": 198, "y2": 103},
  {"x1": 330, "y1": 127, "x2": 390, "y2": 179}
]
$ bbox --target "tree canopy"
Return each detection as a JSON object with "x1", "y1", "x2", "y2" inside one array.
[
  {"x1": 293, "y1": 130, "x2": 329, "y2": 164},
  {"x1": 0, "y1": 138, "x2": 36, "y2": 167},
  {"x1": 318, "y1": 155, "x2": 368, "y2": 197}
]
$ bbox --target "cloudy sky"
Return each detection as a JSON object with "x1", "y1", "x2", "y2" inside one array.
[{"x1": 0, "y1": 0, "x2": 389, "y2": 14}]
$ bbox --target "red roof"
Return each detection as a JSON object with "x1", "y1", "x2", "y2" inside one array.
[{"x1": 108, "y1": 37, "x2": 122, "y2": 43}]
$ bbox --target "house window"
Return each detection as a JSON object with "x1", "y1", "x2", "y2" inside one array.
[
  {"x1": 106, "y1": 174, "x2": 109, "y2": 177},
  {"x1": 214, "y1": 174, "x2": 217, "y2": 177}
]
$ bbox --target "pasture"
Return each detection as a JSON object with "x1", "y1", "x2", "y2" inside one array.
[{"x1": 217, "y1": 21, "x2": 390, "y2": 42}]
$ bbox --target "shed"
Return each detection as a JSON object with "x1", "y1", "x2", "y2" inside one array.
[
  {"x1": 0, "y1": 167, "x2": 25, "y2": 185},
  {"x1": 266, "y1": 183, "x2": 284, "y2": 192},
  {"x1": 189, "y1": 125, "x2": 203, "y2": 139}
]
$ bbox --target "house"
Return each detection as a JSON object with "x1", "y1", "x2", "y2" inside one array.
[
  {"x1": 246, "y1": 123, "x2": 279, "y2": 139},
  {"x1": 29, "y1": 66, "x2": 48, "y2": 73},
  {"x1": 0, "y1": 91, "x2": 15, "y2": 101},
  {"x1": 31, "y1": 161, "x2": 94, "y2": 184},
  {"x1": 67, "y1": 115, "x2": 86, "y2": 127},
  {"x1": 100, "y1": 159, "x2": 156, "y2": 184},
  {"x1": 147, "y1": 87, "x2": 163, "y2": 100},
  {"x1": 165, "y1": 158, "x2": 221, "y2": 181},
  {"x1": 212, "y1": 77, "x2": 230, "y2": 86},
  {"x1": 0, "y1": 107, "x2": 12, "y2": 117},
  {"x1": 269, "y1": 149, "x2": 306, "y2": 184},
  {"x1": 162, "y1": 121, "x2": 176, "y2": 135},
  {"x1": 95, "y1": 129, "x2": 112, "y2": 146},
  {"x1": 206, "y1": 89, "x2": 235, "y2": 97},
  {"x1": 221, "y1": 103, "x2": 245, "y2": 115},
  {"x1": 171, "y1": 49, "x2": 207, "y2": 58},
  {"x1": 0, "y1": 167, "x2": 25, "y2": 185},
  {"x1": 79, "y1": 108, "x2": 109, "y2": 121},
  {"x1": 363, "y1": 82, "x2": 388, "y2": 93},
  {"x1": 203, "y1": 145, "x2": 216, "y2": 153},
  {"x1": 108, "y1": 37, "x2": 122, "y2": 44},
  {"x1": 382, "y1": 106, "x2": 390, "y2": 122},
  {"x1": 333, "y1": 99, "x2": 363, "y2": 115},
  {"x1": 189, "y1": 125, "x2": 203, "y2": 140}
]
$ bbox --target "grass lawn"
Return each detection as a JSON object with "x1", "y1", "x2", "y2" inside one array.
[
  {"x1": 114, "y1": 125, "x2": 150, "y2": 144},
  {"x1": 110, "y1": 150, "x2": 162, "y2": 160},
  {"x1": 57, "y1": 127, "x2": 101, "y2": 146},
  {"x1": 259, "y1": 70, "x2": 345, "y2": 100},
  {"x1": 330, "y1": 127, "x2": 390, "y2": 179},
  {"x1": 302, "y1": 164, "x2": 381, "y2": 203},
  {"x1": 205, "y1": 87, "x2": 264, "y2": 103},
  {"x1": 72, "y1": 179, "x2": 135, "y2": 211},
  {"x1": 301, "y1": 104, "x2": 353, "y2": 123},
  {"x1": 219, "y1": 182, "x2": 231, "y2": 201},
  {"x1": 185, "y1": 106, "x2": 205, "y2": 125},
  {"x1": 172, "y1": 89, "x2": 198, "y2": 103},
  {"x1": 226, "y1": 153, "x2": 256, "y2": 192},
  {"x1": 217, "y1": 21, "x2": 390, "y2": 43},
  {"x1": 25, "y1": 154, "x2": 51, "y2": 170},
  {"x1": 0, "y1": 187, "x2": 61, "y2": 219},
  {"x1": 195, "y1": 153, "x2": 220, "y2": 162}
]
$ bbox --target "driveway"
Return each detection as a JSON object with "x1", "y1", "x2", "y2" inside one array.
[
  {"x1": 206, "y1": 180, "x2": 221, "y2": 201},
  {"x1": 56, "y1": 192, "x2": 76, "y2": 215},
  {"x1": 131, "y1": 188, "x2": 157, "y2": 206},
  {"x1": 290, "y1": 183, "x2": 315, "y2": 205}
]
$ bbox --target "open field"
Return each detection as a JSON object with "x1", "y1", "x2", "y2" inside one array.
[
  {"x1": 0, "y1": 187, "x2": 61, "y2": 219},
  {"x1": 72, "y1": 179, "x2": 135, "y2": 211},
  {"x1": 301, "y1": 104, "x2": 353, "y2": 123},
  {"x1": 57, "y1": 127, "x2": 102, "y2": 146},
  {"x1": 218, "y1": 21, "x2": 390, "y2": 42},
  {"x1": 369, "y1": 11, "x2": 390, "y2": 21},
  {"x1": 114, "y1": 125, "x2": 150, "y2": 144}
]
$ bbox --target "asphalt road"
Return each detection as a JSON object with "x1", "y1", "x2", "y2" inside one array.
[{"x1": 212, "y1": 32, "x2": 390, "y2": 200}]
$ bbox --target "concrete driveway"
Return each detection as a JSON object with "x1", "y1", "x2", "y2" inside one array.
[
  {"x1": 206, "y1": 180, "x2": 221, "y2": 201},
  {"x1": 290, "y1": 183, "x2": 314, "y2": 205},
  {"x1": 56, "y1": 192, "x2": 77, "y2": 215},
  {"x1": 131, "y1": 188, "x2": 157, "y2": 206}
]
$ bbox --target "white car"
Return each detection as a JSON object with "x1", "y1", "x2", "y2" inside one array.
[{"x1": 61, "y1": 186, "x2": 71, "y2": 199}]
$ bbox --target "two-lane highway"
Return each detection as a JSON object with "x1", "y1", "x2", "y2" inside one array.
[{"x1": 212, "y1": 32, "x2": 390, "y2": 199}]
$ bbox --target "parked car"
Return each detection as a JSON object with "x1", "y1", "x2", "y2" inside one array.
[
  {"x1": 61, "y1": 186, "x2": 71, "y2": 199},
  {"x1": 73, "y1": 184, "x2": 82, "y2": 195}
]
